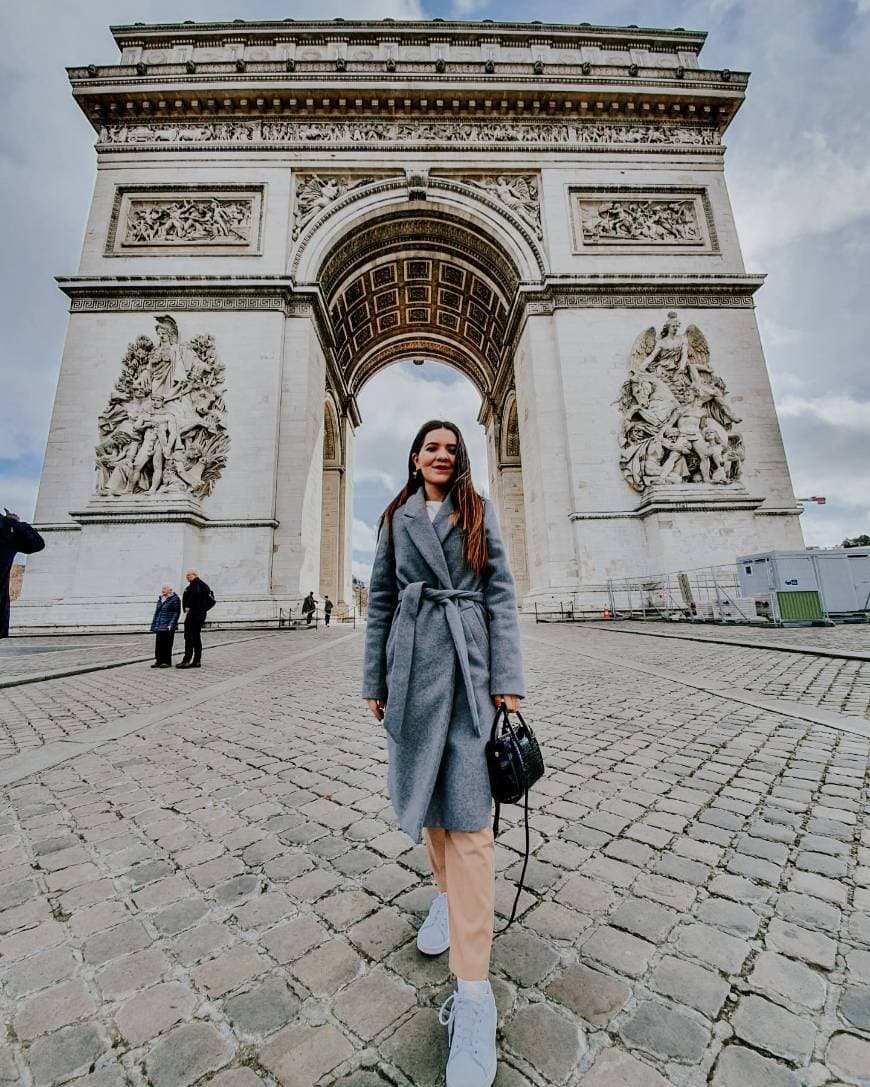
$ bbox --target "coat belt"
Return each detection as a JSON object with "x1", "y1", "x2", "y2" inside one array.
[{"x1": 388, "y1": 583, "x2": 486, "y2": 741}]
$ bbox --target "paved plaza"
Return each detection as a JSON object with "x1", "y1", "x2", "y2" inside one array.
[{"x1": 1, "y1": 622, "x2": 869, "y2": 1087}]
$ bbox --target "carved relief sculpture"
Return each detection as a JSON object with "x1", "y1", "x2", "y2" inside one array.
[
  {"x1": 580, "y1": 198, "x2": 701, "y2": 244},
  {"x1": 617, "y1": 314, "x2": 745, "y2": 492},
  {"x1": 95, "y1": 316, "x2": 229, "y2": 500},
  {"x1": 292, "y1": 175, "x2": 376, "y2": 240},
  {"x1": 125, "y1": 197, "x2": 252, "y2": 245},
  {"x1": 102, "y1": 120, "x2": 720, "y2": 149},
  {"x1": 466, "y1": 176, "x2": 543, "y2": 238}
]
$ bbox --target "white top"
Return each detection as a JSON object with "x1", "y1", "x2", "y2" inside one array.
[{"x1": 426, "y1": 499, "x2": 443, "y2": 522}]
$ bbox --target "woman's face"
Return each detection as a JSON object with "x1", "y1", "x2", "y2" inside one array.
[{"x1": 413, "y1": 427, "x2": 458, "y2": 492}]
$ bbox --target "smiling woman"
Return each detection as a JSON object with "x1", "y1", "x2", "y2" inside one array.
[
  {"x1": 350, "y1": 362, "x2": 488, "y2": 587},
  {"x1": 362, "y1": 413, "x2": 525, "y2": 1087}
]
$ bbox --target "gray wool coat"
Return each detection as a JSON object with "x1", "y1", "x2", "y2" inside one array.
[{"x1": 362, "y1": 487, "x2": 525, "y2": 843}]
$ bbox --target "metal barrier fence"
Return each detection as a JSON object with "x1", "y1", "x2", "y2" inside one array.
[
  {"x1": 533, "y1": 563, "x2": 769, "y2": 625},
  {"x1": 606, "y1": 563, "x2": 762, "y2": 623},
  {"x1": 278, "y1": 607, "x2": 358, "y2": 629}
]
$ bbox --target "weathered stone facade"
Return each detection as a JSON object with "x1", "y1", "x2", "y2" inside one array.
[{"x1": 19, "y1": 18, "x2": 802, "y2": 628}]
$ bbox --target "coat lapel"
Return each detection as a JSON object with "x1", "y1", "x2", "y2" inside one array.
[
  {"x1": 432, "y1": 490, "x2": 457, "y2": 547},
  {"x1": 403, "y1": 488, "x2": 452, "y2": 588}
]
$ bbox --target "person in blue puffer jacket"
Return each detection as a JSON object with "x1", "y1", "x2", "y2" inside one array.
[{"x1": 150, "y1": 584, "x2": 181, "y2": 668}]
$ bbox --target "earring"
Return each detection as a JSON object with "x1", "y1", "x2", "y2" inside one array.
[{"x1": 414, "y1": 468, "x2": 421, "y2": 480}]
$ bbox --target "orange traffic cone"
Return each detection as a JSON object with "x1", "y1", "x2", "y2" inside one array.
[{"x1": 602, "y1": 608, "x2": 612, "y2": 620}]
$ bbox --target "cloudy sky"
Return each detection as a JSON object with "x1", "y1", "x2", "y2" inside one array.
[{"x1": 2, "y1": 1, "x2": 868, "y2": 585}]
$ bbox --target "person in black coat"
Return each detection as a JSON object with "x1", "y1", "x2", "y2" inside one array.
[
  {"x1": 150, "y1": 584, "x2": 181, "y2": 668},
  {"x1": 302, "y1": 591, "x2": 317, "y2": 626},
  {"x1": 1, "y1": 510, "x2": 45, "y2": 638},
  {"x1": 177, "y1": 569, "x2": 213, "y2": 668}
]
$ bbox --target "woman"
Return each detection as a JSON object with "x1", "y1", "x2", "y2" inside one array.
[
  {"x1": 363, "y1": 420, "x2": 525, "y2": 1087},
  {"x1": 149, "y1": 583, "x2": 180, "y2": 668}
]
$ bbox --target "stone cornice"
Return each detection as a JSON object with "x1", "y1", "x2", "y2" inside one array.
[
  {"x1": 110, "y1": 20, "x2": 708, "y2": 54},
  {"x1": 70, "y1": 19, "x2": 746, "y2": 134}
]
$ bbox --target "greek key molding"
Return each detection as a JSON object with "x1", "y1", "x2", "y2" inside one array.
[
  {"x1": 551, "y1": 291, "x2": 755, "y2": 308},
  {"x1": 69, "y1": 295, "x2": 288, "y2": 313},
  {"x1": 99, "y1": 119, "x2": 721, "y2": 154}
]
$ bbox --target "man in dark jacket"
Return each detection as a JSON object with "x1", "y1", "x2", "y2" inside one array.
[
  {"x1": 324, "y1": 596, "x2": 333, "y2": 626},
  {"x1": 302, "y1": 591, "x2": 316, "y2": 626},
  {"x1": 1, "y1": 510, "x2": 45, "y2": 638},
  {"x1": 177, "y1": 569, "x2": 213, "y2": 668},
  {"x1": 150, "y1": 584, "x2": 181, "y2": 668}
]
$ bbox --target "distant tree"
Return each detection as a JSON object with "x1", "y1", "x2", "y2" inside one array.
[{"x1": 842, "y1": 534, "x2": 870, "y2": 548}]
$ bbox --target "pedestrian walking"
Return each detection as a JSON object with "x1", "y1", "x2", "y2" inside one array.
[
  {"x1": 324, "y1": 596, "x2": 333, "y2": 626},
  {"x1": 1, "y1": 509, "x2": 45, "y2": 638},
  {"x1": 363, "y1": 420, "x2": 525, "y2": 1087},
  {"x1": 150, "y1": 584, "x2": 180, "y2": 667},
  {"x1": 177, "y1": 569, "x2": 214, "y2": 668},
  {"x1": 301, "y1": 590, "x2": 317, "y2": 626}
]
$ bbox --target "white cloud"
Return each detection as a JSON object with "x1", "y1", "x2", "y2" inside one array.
[
  {"x1": 777, "y1": 394, "x2": 869, "y2": 431},
  {"x1": 352, "y1": 517, "x2": 378, "y2": 554},
  {"x1": 734, "y1": 137, "x2": 870, "y2": 264},
  {"x1": 353, "y1": 559, "x2": 374, "y2": 584},
  {"x1": 0, "y1": 477, "x2": 39, "y2": 522},
  {"x1": 451, "y1": 0, "x2": 490, "y2": 15}
]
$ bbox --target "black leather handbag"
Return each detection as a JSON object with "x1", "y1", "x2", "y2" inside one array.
[{"x1": 485, "y1": 703, "x2": 545, "y2": 930}]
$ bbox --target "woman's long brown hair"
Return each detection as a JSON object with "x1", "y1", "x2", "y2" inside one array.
[{"x1": 378, "y1": 419, "x2": 488, "y2": 575}]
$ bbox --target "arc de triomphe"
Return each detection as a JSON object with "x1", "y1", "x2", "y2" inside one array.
[{"x1": 20, "y1": 18, "x2": 803, "y2": 627}]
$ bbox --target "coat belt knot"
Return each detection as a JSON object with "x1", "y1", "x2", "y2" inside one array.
[{"x1": 388, "y1": 582, "x2": 486, "y2": 741}]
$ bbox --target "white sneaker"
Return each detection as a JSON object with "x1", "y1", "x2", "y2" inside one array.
[
  {"x1": 417, "y1": 891, "x2": 450, "y2": 955},
  {"x1": 439, "y1": 984, "x2": 497, "y2": 1087}
]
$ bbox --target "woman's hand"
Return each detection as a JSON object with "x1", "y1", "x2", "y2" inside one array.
[
  {"x1": 493, "y1": 694, "x2": 522, "y2": 713},
  {"x1": 367, "y1": 698, "x2": 385, "y2": 722}
]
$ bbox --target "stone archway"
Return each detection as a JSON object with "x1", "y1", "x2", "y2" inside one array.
[
  {"x1": 19, "y1": 17, "x2": 806, "y2": 630},
  {"x1": 305, "y1": 196, "x2": 534, "y2": 605}
]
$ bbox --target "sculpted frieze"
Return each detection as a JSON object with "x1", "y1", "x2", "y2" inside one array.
[
  {"x1": 580, "y1": 198, "x2": 701, "y2": 245},
  {"x1": 124, "y1": 197, "x2": 253, "y2": 245},
  {"x1": 101, "y1": 119, "x2": 720, "y2": 149},
  {"x1": 95, "y1": 316, "x2": 229, "y2": 501},
  {"x1": 617, "y1": 314, "x2": 745, "y2": 493}
]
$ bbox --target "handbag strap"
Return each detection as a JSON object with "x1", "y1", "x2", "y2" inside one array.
[
  {"x1": 495, "y1": 788, "x2": 530, "y2": 934},
  {"x1": 491, "y1": 703, "x2": 533, "y2": 934}
]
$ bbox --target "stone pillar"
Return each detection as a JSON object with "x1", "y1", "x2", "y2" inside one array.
[
  {"x1": 271, "y1": 311, "x2": 327, "y2": 604},
  {"x1": 512, "y1": 312, "x2": 579, "y2": 600},
  {"x1": 339, "y1": 414, "x2": 355, "y2": 609},
  {"x1": 499, "y1": 466, "x2": 530, "y2": 600}
]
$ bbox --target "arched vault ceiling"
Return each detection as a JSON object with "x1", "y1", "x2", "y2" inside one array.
[{"x1": 319, "y1": 212, "x2": 518, "y2": 393}]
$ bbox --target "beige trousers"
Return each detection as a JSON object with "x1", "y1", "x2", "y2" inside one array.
[{"x1": 423, "y1": 825, "x2": 495, "y2": 981}]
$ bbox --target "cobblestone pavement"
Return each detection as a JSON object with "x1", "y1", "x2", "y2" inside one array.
[
  {"x1": 576, "y1": 625, "x2": 870, "y2": 721},
  {"x1": 0, "y1": 634, "x2": 302, "y2": 759},
  {"x1": 593, "y1": 620, "x2": 870, "y2": 655},
  {"x1": 0, "y1": 634, "x2": 156, "y2": 678},
  {"x1": 1, "y1": 626, "x2": 868, "y2": 1087},
  {"x1": 0, "y1": 633, "x2": 278, "y2": 685}
]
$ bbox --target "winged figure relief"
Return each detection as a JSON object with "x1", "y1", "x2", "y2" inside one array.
[{"x1": 617, "y1": 313, "x2": 745, "y2": 492}]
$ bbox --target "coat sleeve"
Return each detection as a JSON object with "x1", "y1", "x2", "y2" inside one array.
[
  {"x1": 167, "y1": 594, "x2": 181, "y2": 626},
  {"x1": 10, "y1": 520, "x2": 45, "y2": 556},
  {"x1": 361, "y1": 519, "x2": 398, "y2": 701},
  {"x1": 483, "y1": 499, "x2": 526, "y2": 698}
]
